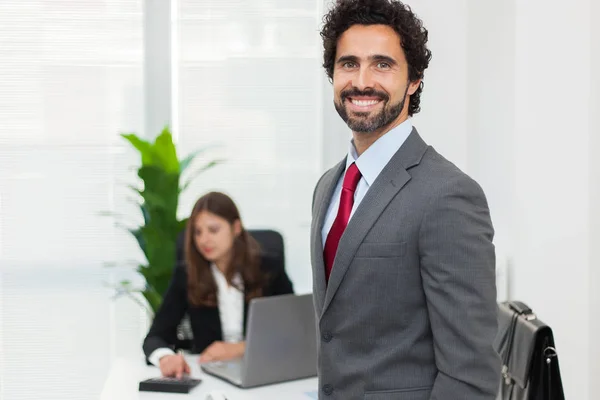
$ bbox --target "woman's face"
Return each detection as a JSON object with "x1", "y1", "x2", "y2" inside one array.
[{"x1": 193, "y1": 210, "x2": 241, "y2": 266}]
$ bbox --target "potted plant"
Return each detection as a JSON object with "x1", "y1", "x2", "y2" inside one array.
[{"x1": 103, "y1": 126, "x2": 221, "y2": 317}]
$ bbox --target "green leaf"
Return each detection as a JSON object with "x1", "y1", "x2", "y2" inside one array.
[
  {"x1": 140, "y1": 204, "x2": 150, "y2": 225},
  {"x1": 129, "y1": 227, "x2": 146, "y2": 257},
  {"x1": 139, "y1": 225, "x2": 177, "y2": 273},
  {"x1": 121, "y1": 133, "x2": 154, "y2": 166},
  {"x1": 142, "y1": 285, "x2": 164, "y2": 314},
  {"x1": 140, "y1": 190, "x2": 169, "y2": 211},
  {"x1": 180, "y1": 159, "x2": 224, "y2": 192},
  {"x1": 137, "y1": 167, "x2": 179, "y2": 223},
  {"x1": 179, "y1": 144, "x2": 222, "y2": 174},
  {"x1": 108, "y1": 283, "x2": 153, "y2": 317},
  {"x1": 102, "y1": 260, "x2": 139, "y2": 268},
  {"x1": 102, "y1": 261, "x2": 119, "y2": 268},
  {"x1": 153, "y1": 127, "x2": 179, "y2": 173},
  {"x1": 97, "y1": 211, "x2": 139, "y2": 227},
  {"x1": 179, "y1": 152, "x2": 198, "y2": 174},
  {"x1": 127, "y1": 185, "x2": 142, "y2": 194},
  {"x1": 114, "y1": 222, "x2": 131, "y2": 231},
  {"x1": 178, "y1": 218, "x2": 189, "y2": 233}
]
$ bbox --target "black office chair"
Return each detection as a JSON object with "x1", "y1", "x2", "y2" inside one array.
[
  {"x1": 246, "y1": 229, "x2": 285, "y2": 272},
  {"x1": 173, "y1": 228, "x2": 286, "y2": 350}
]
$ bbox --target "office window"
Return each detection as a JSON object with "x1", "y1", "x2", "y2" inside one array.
[
  {"x1": 0, "y1": 1, "x2": 145, "y2": 399},
  {"x1": 175, "y1": 0, "x2": 323, "y2": 293},
  {"x1": 0, "y1": 1, "x2": 327, "y2": 399}
]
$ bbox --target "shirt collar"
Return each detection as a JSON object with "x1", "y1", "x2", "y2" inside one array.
[
  {"x1": 210, "y1": 263, "x2": 243, "y2": 287},
  {"x1": 345, "y1": 118, "x2": 413, "y2": 186}
]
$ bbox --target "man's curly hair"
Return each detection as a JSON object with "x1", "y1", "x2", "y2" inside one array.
[{"x1": 321, "y1": 0, "x2": 432, "y2": 116}]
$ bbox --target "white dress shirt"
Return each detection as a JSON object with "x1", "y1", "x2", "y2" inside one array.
[
  {"x1": 211, "y1": 264, "x2": 245, "y2": 343},
  {"x1": 148, "y1": 264, "x2": 245, "y2": 367},
  {"x1": 321, "y1": 119, "x2": 413, "y2": 245}
]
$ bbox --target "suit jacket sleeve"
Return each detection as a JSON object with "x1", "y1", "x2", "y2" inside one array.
[
  {"x1": 142, "y1": 264, "x2": 189, "y2": 359},
  {"x1": 312, "y1": 172, "x2": 328, "y2": 211},
  {"x1": 419, "y1": 175, "x2": 501, "y2": 399}
]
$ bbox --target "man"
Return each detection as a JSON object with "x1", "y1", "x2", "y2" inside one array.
[{"x1": 310, "y1": 1, "x2": 501, "y2": 399}]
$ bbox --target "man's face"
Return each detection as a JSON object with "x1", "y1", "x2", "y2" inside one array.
[{"x1": 333, "y1": 24, "x2": 420, "y2": 134}]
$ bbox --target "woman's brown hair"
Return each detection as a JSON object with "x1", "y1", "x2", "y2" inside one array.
[{"x1": 185, "y1": 192, "x2": 265, "y2": 307}]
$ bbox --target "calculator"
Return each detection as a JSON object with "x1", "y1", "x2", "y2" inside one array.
[{"x1": 138, "y1": 376, "x2": 202, "y2": 393}]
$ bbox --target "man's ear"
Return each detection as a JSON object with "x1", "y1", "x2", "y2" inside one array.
[{"x1": 408, "y1": 79, "x2": 421, "y2": 96}]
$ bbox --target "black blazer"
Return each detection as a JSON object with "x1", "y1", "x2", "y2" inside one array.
[{"x1": 142, "y1": 255, "x2": 294, "y2": 359}]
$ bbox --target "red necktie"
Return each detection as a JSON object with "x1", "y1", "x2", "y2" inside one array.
[{"x1": 323, "y1": 163, "x2": 362, "y2": 283}]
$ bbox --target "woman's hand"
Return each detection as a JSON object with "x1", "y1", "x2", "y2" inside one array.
[
  {"x1": 199, "y1": 341, "x2": 246, "y2": 363},
  {"x1": 158, "y1": 353, "x2": 191, "y2": 378}
]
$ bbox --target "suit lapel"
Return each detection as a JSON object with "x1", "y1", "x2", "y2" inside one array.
[
  {"x1": 321, "y1": 128, "x2": 429, "y2": 316},
  {"x1": 311, "y1": 160, "x2": 346, "y2": 314},
  {"x1": 199, "y1": 307, "x2": 223, "y2": 340}
]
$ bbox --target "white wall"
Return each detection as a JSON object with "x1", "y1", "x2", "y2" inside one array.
[
  {"x1": 589, "y1": 0, "x2": 600, "y2": 394},
  {"x1": 144, "y1": 0, "x2": 172, "y2": 137},
  {"x1": 409, "y1": 0, "x2": 469, "y2": 169},
  {"x1": 465, "y1": 0, "x2": 597, "y2": 398},
  {"x1": 465, "y1": 0, "x2": 516, "y2": 262},
  {"x1": 513, "y1": 2, "x2": 591, "y2": 398}
]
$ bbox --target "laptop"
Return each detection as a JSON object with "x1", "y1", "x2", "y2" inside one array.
[{"x1": 200, "y1": 293, "x2": 317, "y2": 388}]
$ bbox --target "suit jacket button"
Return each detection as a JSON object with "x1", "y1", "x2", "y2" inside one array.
[
  {"x1": 322, "y1": 331, "x2": 333, "y2": 342},
  {"x1": 322, "y1": 384, "x2": 334, "y2": 395}
]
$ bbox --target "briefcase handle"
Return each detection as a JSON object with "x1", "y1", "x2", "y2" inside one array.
[{"x1": 507, "y1": 301, "x2": 536, "y2": 320}]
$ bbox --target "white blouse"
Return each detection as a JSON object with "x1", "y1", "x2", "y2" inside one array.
[
  {"x1": 211, "y1": 263, "x2": 244, "y2": 343},
  {"x1": 148, "y1": 264, "x2": 245, "y2": 367}
]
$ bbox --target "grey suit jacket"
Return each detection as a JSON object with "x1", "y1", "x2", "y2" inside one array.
[{"x1": 310, "y1": 129, "x2": 501, "y2": 400}]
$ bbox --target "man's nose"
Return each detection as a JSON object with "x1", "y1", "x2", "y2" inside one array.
[{"x1": 353, "y1": 66, "x2": 375, "y2": 91}]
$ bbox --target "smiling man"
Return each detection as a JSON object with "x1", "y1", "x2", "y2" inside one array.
[{"x1": 310, "y1": 1, "x2": 501, "y2": 399}]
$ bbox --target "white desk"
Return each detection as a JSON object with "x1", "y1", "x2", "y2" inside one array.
[{"x1": 100, "y1": 354, "x2": 318, "y2": 400}]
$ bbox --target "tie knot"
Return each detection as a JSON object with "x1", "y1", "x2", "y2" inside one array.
[{"x1": 342, "y1": 163, "x2": 362, "y2": 191}]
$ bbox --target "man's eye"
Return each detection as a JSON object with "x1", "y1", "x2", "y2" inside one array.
[
  {"x1": 377, "y1": 62, "x2": 391, "y2": 69},
  {"x1": 343, "y1": 62, "x2": 357, "y2": 68}
]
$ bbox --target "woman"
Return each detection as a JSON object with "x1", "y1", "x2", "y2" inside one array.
[{"x1": 142, "y1": 192, "x2": 294, "y2": 378}]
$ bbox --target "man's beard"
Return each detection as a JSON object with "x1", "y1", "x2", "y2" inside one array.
[{"x1": 334, "y1": 85, "x2": 409, "y2": 133}]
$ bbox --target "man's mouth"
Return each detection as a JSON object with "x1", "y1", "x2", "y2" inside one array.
[{"x1": 346, "y1": 97, "x2": 383, "y2": 110}]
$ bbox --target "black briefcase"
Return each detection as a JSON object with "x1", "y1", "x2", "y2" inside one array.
[{"x1": 494, "y1": 301, "x2": 565, "y2": 400}]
